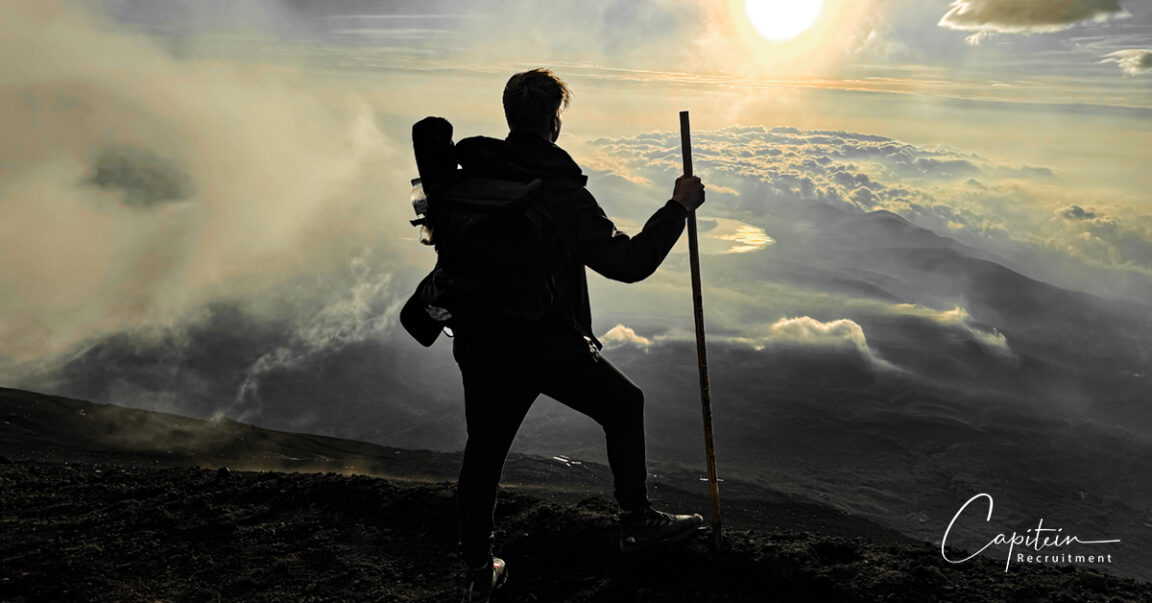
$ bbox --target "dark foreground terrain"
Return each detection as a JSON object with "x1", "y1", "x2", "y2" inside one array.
[
  {"x1": 4, "y1": 462, "x2": 1152, "y2": 602},
  {"x1": 2, "y1": 387, "x2": 1151, "y2": 602}
]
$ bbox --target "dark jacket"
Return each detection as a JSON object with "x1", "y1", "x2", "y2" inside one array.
[{"x1": 454, "y1": 131, "x2": 688, "y2": 349}]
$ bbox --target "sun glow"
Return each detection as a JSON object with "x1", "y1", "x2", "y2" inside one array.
[{"x1": 745, "y1": 0, "x2": 824, "y2": 41}]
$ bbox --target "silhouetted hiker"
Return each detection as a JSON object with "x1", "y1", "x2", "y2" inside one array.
[{"x1": 420, "y1": 69, "x2": 706, "y2": 602}]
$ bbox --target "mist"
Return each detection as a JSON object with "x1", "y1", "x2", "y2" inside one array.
[{"x1": 0, "y1": 2, "x2": 422, "y2": 388}]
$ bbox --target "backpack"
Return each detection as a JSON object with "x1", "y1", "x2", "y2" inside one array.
[{"x1": 400, "y1": 175, "x2": 562, "y2": 346}]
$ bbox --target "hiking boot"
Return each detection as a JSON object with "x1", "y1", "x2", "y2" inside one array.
[
  {"x1": 619, "y1": 507, "x2": 705, "y2": 553},
  {"x1": 460, "y1": 557, "x2": 507, "y2": 602}
]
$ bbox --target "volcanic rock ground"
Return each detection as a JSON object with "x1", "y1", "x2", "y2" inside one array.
[{"x1": 2, "y1": 387, "x2": 1150, "y2": 602}]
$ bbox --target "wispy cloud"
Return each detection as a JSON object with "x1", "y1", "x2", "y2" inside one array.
[
  {"x1": 892, "y1": 305, "x2": 1013, "y2": 357},
  {"x1": 732, "y1": 316, "x2": 900, "y2": 371},
  {"x1": 638, "y1": 315, "x2": 897, "y2": 370},
  {"x1": 1101, "y1": 49, "x2": 1152, "y2": 75},
  {"x1": 231, "y1": 256, "x2": 399, "y2": 421}
]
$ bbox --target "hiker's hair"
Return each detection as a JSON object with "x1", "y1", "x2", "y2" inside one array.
[{"x1": 502, "y1": 68, "x2": 571, "y2": 134}]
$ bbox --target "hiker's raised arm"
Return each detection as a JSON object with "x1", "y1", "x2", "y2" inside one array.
[{"x1": 562, "y1": 178, "x2": 705, "y2": 283}]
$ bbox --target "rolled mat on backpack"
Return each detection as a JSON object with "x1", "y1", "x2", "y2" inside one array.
[
  {"x1": 413, "y1": 116, "x2": 458, "y2": 194},
  {"x1": 401, "y1": 117, "x2": 459, "y2": 347}
]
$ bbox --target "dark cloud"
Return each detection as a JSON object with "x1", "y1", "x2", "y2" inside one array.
[
  {"x1": 832, "y1": 169, "x2": 878, "y2": 190},
  {"x1": 938, "y1": 0, "x2": 1128, "y2": 40},
  {"x1": 910, "y1": 157, "x2": 981, "y2": 179},
  {"x1": 1061, "y1": 204, "x2": 1098, "y2": 221},
  {"x1": 88, "y1": 146, "x2": 195, "y2": 208}
]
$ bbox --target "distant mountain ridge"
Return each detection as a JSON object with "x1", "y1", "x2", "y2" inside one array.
[{"x1": 800, "y1": 206, "x2": 1151, "y2": 383}]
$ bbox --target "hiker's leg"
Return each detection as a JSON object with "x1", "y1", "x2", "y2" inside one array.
[
  {"x1": 539, "y1": 341, "x2": 650, "y2": 513},
  {"x1": 455, "y1": 342, "x2": 539, "y2": 567}
]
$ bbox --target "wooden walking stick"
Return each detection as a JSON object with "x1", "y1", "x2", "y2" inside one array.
[{"x1": 680, "y1": 110, "x2": 722, "y2": 552}]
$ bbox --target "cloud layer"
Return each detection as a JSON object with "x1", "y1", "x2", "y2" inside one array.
[{"x1": 586, "y1": 125, "x2": 1152, "y2": 303}]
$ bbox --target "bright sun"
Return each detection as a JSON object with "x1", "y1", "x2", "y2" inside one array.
[{"x1": 745, "y1": 0, "x2": 824, "y2": 42}]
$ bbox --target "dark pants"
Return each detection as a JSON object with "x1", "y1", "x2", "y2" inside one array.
[{"x1": 452, "y1": 322, "x2": 651, "y2": 566}]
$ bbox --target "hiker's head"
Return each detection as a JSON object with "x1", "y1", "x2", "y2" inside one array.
[{"x1": 503, "y1": 68, "x2": 571, "y2": 142}]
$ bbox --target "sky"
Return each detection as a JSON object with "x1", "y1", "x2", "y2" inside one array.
[
  {"x1": 2, "y1": 0, "x2": 1149, "y2": 378},
  {"x1": 2, "y1": 0, "x2": 1152, "y2": 577}
]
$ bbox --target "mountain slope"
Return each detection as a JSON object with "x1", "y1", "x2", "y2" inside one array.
[{"x1": 0, "y1": 386, "x2": 908, "y2": 542}]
